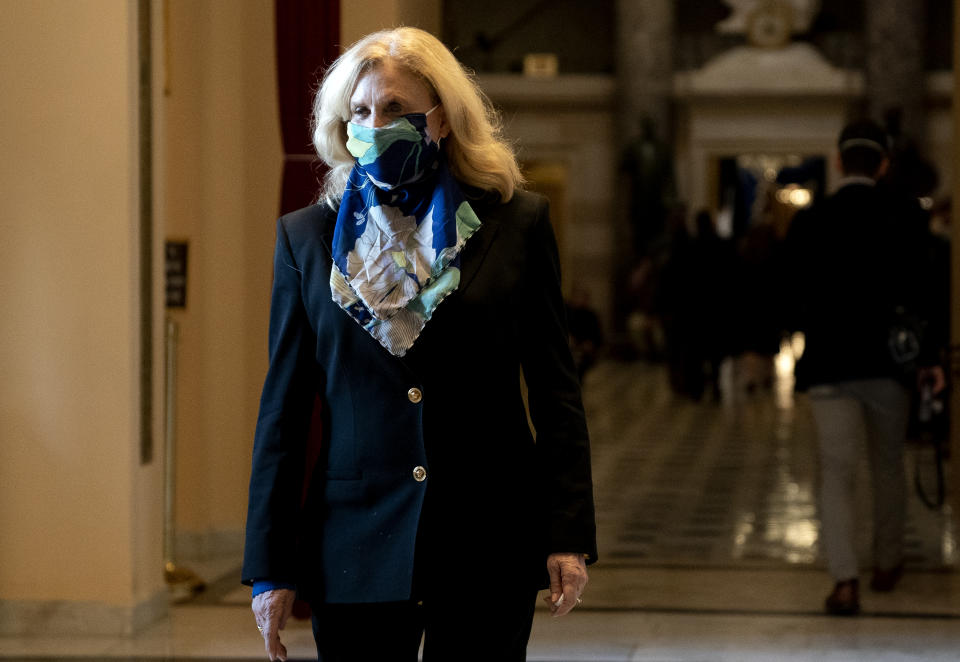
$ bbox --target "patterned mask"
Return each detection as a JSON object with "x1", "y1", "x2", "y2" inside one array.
[
  {"x1": 346, "y1": 106, "x2": 440, "y2": 191},
  {"x1": 331, "y1": 105, "x2": 482, "y2": 357}
]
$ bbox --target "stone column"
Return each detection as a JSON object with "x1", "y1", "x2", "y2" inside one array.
[
  {"x1": 612, "y1": 0, "x2": 675, "y2": 347},
  {"x1": 616, "y1": 0, "x2": 674, "y2": 141},
  {"x1": 864, "y1": 0, "x2": 926, "y2": 140},
  {"x1": 951, "y1": 0, "x2": 960, "y2": 546}
]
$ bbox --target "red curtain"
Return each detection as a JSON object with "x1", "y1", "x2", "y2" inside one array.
[
  {"x1": 274, "y1": 0, "x2": 340, "y2": 489},
  {"x1": 275, "y1": 0, "x2": 340, "y2": 216}
]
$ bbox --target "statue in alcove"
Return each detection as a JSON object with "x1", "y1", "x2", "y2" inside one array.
[
  {"x1": 619, "y1": 115, "x2": 676, "y2": 259},
  {"x1": 717, "y1": 0, "x2": 821, "y2": 48},
  {"x1": 612, "y1": 115, "x2": 676, "y2": 354}
]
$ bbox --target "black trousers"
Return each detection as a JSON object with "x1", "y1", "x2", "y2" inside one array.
[{"x1": 311, "y1": 588, "x2": 538, "y2": 661}]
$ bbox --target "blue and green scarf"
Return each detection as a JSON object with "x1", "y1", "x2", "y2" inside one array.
[{"x1": 330, "y1": 111, "x2": 481, "y2": 356}]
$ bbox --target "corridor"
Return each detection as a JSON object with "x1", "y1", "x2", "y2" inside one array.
[{"x1": 2, "y1": 360, "x2": 959, "y2": 660}]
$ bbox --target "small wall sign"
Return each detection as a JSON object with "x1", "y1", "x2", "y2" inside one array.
[{"x1": 165, "y1": 240, "x2": 188, "y2": 309}]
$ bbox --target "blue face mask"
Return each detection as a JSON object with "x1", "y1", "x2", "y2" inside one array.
[{"x1": 346, "y1": 105, "x2": 441, "y2": 191}]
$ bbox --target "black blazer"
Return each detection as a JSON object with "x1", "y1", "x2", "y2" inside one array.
[
  {"x1": 783, "y1": 182, "x2": 935, "y2": 390},
  {"x1": 242, "y1": 190, "x2": 597, "y2": 604}
]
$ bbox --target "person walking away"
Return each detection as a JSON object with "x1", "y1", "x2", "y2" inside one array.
[{"x1": 783, "y1": 119, "x2": 945, "y2": 616}]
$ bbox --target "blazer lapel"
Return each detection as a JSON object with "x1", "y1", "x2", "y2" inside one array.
[
  {"x1": 318, "y1": 206, "x2": 336, "y2": 260},
  {"x1": 456, "y1": 201, "x2": 503, "y2": 296}
]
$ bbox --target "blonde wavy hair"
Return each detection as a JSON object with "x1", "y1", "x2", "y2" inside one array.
[{"x1": 312, "y1": 27, "x2": 524, "y2": 206}]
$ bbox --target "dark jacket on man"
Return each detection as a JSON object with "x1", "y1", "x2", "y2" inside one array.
[{"x1": 783, "y1": 179, "x2": 934, "y2": 390}]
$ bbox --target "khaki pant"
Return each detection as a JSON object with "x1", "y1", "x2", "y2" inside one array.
[{"x1": 809, "y1": 378, "x2": 910, "y2": 581}]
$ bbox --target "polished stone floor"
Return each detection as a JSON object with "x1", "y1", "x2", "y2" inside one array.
[
  {"x1": 3, "y1": 358, "x2": 960, "y2": 660},
  {"x1": 585, "y1": 360, "x2": 957, "y2": 582}
]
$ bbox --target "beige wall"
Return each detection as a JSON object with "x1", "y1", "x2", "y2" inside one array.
[
  {"x1": 164, "y1": 0, "x2": 281, "y2": 553},
  {"x1": 0, "y1": 0, "x2": 165, "y2": 631},
  {"x1": 341, "y1": 0, "x2": 441, "y2": 46}
]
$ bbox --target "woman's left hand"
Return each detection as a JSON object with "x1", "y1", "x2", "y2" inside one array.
[
  {"x1": 252, "y1": 588, "x2": 296, "y2": 661},
  {"x1": 544, "y1": 552, "x2": 588, "y2": 617}
]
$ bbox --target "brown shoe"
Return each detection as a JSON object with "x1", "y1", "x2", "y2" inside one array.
[
  {"x1": 870, "y1": 564, "x2": 904, "y2": 592},
  {"x1": 825, "y1": 578, "x2": 860, "y2": 616}
]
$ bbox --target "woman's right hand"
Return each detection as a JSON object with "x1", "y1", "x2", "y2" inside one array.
[{"x1": 251, "y1": 588, "x2": 296, "y2": 661}]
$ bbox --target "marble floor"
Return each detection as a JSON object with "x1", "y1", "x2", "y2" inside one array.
[{"x1": 3, "y1": 359, "x2": 959, "y2": 661}]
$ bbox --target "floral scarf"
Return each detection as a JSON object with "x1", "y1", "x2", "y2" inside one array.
[{"x1": 330, "y1": 113, "x2": 481, "y2": 356}]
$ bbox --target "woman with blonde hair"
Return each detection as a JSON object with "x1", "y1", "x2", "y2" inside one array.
[
  {"x1": 243, "y1": 26, "x2": 597, "y2": 661},
  {"x1": 312, "y1": 26, "x2": 522, "y2": 207}
]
